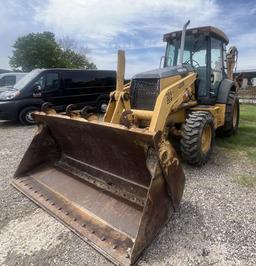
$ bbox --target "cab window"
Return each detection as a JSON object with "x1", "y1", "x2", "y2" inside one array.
[{"x1": 211, "y1": 38, "x2": 223, "y2": 86}]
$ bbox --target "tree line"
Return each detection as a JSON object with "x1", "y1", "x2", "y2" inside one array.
[{"x1": 9, "y1": 32, "x2": 96, "y2": 71}]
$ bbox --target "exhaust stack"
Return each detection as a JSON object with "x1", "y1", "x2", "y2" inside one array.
[{"x1": 178, "y1": 20, "x2": 190, "y2": 65}]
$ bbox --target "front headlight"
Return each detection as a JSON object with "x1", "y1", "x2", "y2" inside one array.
[{"x1": 0, "y1": 90, "x2": 20, "y2": 100}]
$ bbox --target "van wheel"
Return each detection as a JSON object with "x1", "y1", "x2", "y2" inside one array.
[
  {"x1": 19, "y1": 107, "x2": 39, "y2": 125},
  {"x1": 98, "y1": 100, "x2": 108, "y2": 113}
]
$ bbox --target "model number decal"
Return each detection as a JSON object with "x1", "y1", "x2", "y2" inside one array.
[{"x1": 166, "y1": 91, "x2": 173, "y2": 104}]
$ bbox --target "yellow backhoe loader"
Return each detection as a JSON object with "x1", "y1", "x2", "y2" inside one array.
[{"x1": 12, "y1": 21, "x2": 239, "y2": 266}]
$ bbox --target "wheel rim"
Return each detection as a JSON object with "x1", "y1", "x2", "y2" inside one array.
[
  {"x1": 100, "y1": 103, "x2": 107, "y2": 113},
  {"x1": 201, "y1": 125, "x2": 212, "y2": 154},
  {"x1": 25, "y1": 111, "x2": 35, "y2": 123},
  {"x1": 233, "y1": 102, "x2": 238, "y2": 127}
]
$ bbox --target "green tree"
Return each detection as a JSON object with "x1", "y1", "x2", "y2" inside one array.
[
  {"x1": 61, "y1": 49, "x2": 97, "y2": 69},
  {"x1": 58, "y1": 36, "x2": 97, "y2": 69},
  {"x1": 9, "y1": 32, "x2": 96, "y2": 71}
]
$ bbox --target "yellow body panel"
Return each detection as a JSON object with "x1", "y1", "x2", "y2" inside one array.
[
  {"x1": 190, "y1": 104, "x2": 226, "y2": 128},
  {"x1": 149, "y1": 72, "x2": 197, "y2": 132},
  {"x1": 159, "y1": 75, "x2": 182, "y2": 91}
]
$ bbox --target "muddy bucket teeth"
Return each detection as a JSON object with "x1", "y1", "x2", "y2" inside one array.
[{"x1": 12, "y1": 112, "x2": 184, "y2": 266}]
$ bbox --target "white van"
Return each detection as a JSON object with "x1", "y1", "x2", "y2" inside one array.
[{"x1": 0, "y1": 72, "x2": 27, "y2": 88}]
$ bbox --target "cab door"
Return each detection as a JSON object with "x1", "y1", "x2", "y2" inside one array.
[{"x1": 210, "y1": 38, "x2": 224, "y2": 100}]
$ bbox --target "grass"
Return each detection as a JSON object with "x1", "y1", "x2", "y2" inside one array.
[
  {"x1": 216, "y1": 104, "x2": 256, "y2": 161},
  {"x1": 234, "y1": 174, "x2": 256, "y2": 188}
]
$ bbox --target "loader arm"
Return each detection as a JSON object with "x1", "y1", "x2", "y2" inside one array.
[
  {"x1": 104, "y1": 50, "x2": 131, "y2": 124},
  {"x1": 226, "y1": 46, "x2": 238, "y2": 81}
]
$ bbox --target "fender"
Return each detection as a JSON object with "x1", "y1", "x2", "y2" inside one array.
[{"x1": 216, "y1": 79, "x2": 236, "y2": 104}]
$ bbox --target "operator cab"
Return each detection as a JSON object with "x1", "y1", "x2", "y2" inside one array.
[{"x1": 163, "y1": 26, "x2": 229, "y2": 104}]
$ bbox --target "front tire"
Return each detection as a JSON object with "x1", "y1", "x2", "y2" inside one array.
[
  {"x1": 181, "y1": 111, "x2": 215, "y2": 166},
  {"x1": 19, "y1": 107, "x2": 39, "y2": 125}
]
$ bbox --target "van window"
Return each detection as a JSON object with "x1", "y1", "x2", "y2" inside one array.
[
  {"x1": 94, "y1": 72, "x2": 116, "y2": 86},
  {"x1": 63, "y1": 71, "x2": 96, "y2": 89},
  {"x1": 31, "y1": 76, "x2": 44, "y2": 89},
  {"x1": 14, "y1": 69, "x2": 42, "y2": 90},
  {"x1": 45, "y1": 73, "x2": 59, "y2": 91}
]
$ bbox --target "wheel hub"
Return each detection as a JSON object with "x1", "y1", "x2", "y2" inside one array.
[
  {"x1": 100, "y1": 103, "x2": 108, "y2": 113},
  {"x1": 201, "y1": 125, "x2": 212, "y2": 154},
  {"x1": 25, "y1": 112, "x2": 35, "y2": 123},
  {"x1": 233, "y1": 102, "x2": 238, "y2": 128}
]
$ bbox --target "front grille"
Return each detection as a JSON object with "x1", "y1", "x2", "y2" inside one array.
[{"x1": 130, "y1": 79, "x2": 159, "y2": 110}]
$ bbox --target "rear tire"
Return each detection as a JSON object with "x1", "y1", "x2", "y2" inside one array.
[
  {"x1": 19, "y1": 106, "x2": 39, "y2": 125},
  {"x1": 217, "y1": 91, "x2": 239, "y2": 137},
  {"x1": 181, "y1": 111, "x2": 215, "y2": 166}
]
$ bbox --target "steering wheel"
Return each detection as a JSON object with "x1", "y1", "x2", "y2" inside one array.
[{"x1": 184, "y1": 59, "x2": 200, "y2": 68}]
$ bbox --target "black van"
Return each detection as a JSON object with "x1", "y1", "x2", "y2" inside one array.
[{"x1": 0, "y1": 69, "x2": 116, "y2": 125}]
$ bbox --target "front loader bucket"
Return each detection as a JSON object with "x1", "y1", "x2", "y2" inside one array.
[{"x1": 12, "y1": 112, "x2": 184, "y2": 266}]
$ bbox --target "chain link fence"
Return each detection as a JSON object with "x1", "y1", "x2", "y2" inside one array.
[{"x1": 239, "y1": 86, "x2": 256, "y2": 104}]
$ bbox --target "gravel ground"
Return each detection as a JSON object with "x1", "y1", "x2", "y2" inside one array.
[{"x1": 0, "y1": 120, "x2": 255, "y2": 266}]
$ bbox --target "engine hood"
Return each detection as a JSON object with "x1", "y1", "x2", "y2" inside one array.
[{"x1": 132, "y1": 64, "x2": 194, "y2": 80}]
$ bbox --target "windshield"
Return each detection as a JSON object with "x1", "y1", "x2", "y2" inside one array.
[
  {"x1": 165, "y1": 35, "x2": 207, "y2": 68},
  {"x1": 13, "y1": 69, "x2": 42, "y2": 90}
]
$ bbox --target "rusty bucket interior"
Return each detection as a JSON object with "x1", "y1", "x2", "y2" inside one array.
[{"x1": 12, "y1": 112, "x2": 181, "y2": 266}]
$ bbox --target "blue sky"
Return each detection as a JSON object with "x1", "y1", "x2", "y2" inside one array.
[{"x1": 0, "y1": 0, "x2": 256, "y2": 77}]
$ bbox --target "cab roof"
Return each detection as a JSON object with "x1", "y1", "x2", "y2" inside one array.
[{"x1": 163, "y1": 26, "x2": 229, "y2": 44}]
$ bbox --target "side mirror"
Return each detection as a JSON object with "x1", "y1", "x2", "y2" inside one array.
[
  {"x1": 159, "y1": 56, "x2": 165, "y2": 68},
  {"x1": 33, "y1": 83, "x2": 42, "y2": 93},
  {"x1": 33, "y1": 83, "x2": 42, "y2": 97}
]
